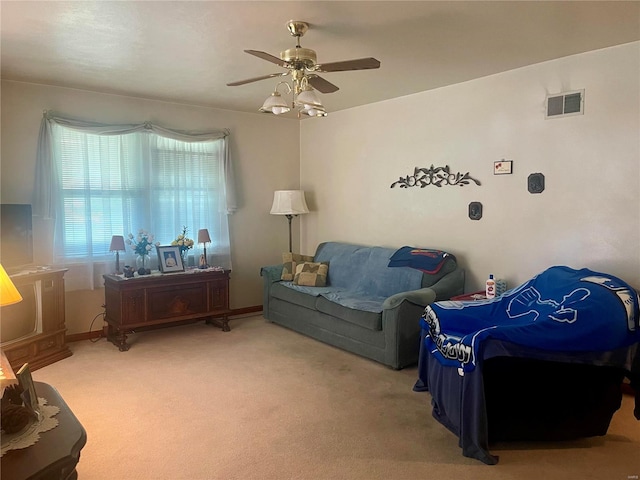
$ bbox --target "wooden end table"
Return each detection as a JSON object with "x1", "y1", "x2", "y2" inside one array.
[
  {"x1": 450, "y1": 290, "x2": 487, "y2": 301},
  {"x1": 1, "y1": 382, "x2": 87, "y2": 480}
]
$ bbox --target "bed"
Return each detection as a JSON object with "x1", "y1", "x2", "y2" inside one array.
[{"x1": 413, "y1": 265, "x2": 640, "y2": 464}]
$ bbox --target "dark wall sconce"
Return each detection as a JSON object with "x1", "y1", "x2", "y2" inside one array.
[
  {"x1": 528, "y1": 173, "x2": 545, "y2": 194},
  {"x1": 468, "y1": 202, "x2": 483, "y2": 220}
]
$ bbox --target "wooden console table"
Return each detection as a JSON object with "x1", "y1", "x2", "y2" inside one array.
[
  {"x1": 103, "y1": 269, "x2": 231, "y2": 351},
  {"x1": 1, "y1": 382, "x2": 87, "y2": 480}
]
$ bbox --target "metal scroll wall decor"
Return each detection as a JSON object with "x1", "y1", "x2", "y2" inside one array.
[{"x1": 390, "y1": 165, "x2": 481, "y2": 188}]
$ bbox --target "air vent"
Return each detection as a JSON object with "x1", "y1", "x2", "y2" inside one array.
[{"x1": 546, "y1": 90, "x2": 584, "y2": 119}]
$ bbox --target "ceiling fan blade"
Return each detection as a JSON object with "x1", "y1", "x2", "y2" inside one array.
[
  {"x1": 316, "y1": 57, "x2": 381, "y2": 72},
  {"x1": 245, "y1": 50, "x2": 289, "y2": 68},
  {"x1": 227, "y1": 72, "x2": 288, "y2": 87},
  {"x1": 307, "y1": 75, "x2": 339, "y2": 94}
]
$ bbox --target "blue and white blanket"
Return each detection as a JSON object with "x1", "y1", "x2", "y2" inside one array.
[
  {"x1": 421, "y1": 266, "x2": 640, "y2": 373},
  {"x1": 388, "y1": 246, "x2": 455, "y2": 274}
]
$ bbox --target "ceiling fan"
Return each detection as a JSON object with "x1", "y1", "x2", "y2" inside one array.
[{"x1": 227, "y1": 20, "x2": 381, "y2": 116}]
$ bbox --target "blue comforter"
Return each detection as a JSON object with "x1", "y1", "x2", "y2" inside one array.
[{"x1": 421, "y1": 266, "x2": 640, "y2": 373}]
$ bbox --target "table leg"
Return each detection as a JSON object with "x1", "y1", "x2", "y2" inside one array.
[
  {"x1": 206, "y1": 315, "x2": 231, "y2": 332},
  {"x1": 107, "y1": 325, "x2": 130, "y2": 351}
]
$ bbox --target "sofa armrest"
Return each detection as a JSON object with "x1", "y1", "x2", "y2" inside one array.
[
  {"x1": 260, "y1": 264, "x2": 284, "y2": 283},
  {"x1": 429, "y1": 266, "x2": 465, "y2": 301},
  {"x1": 260, "y1": 264, "x2": 284, "y2": 320},
  {"x1": 382, "y1": 297, "x2": 431, "y2": 369},
  {"x1": 382, "y1": 288, "x2": 437, "y2": 310}
]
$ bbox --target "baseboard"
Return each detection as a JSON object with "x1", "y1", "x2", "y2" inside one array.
[
  {"x1": 229, "y1": 305, "x2": 263, "y2": 317},
  {"x1": 67, "y1": 330, "x2": 104, "y2": 343},
  {"x1": 66, "y1": 305, "x2": 263, "y2": 343}
]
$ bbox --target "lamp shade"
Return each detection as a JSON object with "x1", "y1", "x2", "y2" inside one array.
[
  {"x1": 270, "y1": 191, "x2": 310, "y2": 216},
  {"x1": 259, "y1": 92, "x2": 291, "y2": 115},
  {"x1": 0, "y1": 263, "x2": 22, "y2": 307},
  {"x1": 296, "y1": 87, "x2": 323, "y2": 108},
  {"x1": 109, "y1": 235, "x2": 126, "y2": 252},
  {"x1": 197, "y1": 229, "x2": 211, "y2": 244}
]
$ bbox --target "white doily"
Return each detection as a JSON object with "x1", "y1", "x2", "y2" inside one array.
[{"x1": 1, "y1": 398, "x2": 60, "y2": 456}]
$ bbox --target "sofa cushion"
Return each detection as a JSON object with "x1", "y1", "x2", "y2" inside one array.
[
  {"x1": 315, "y1": 296, "x2": 382, "y2": 331},
  {"x1": 319, "y1": 290, "x2": 386, "y2": 314},
  {"x1": 271, "y1": 283, "x2": 322, "y2": 310},
  {"x1": 293, "y1": 262, "x2": 328, "y2": 286},
  {"x1": 271, "y1": 282, "x2": 340, "y2": 310},
  {"x1": 269, "y1": 299, "x2": 385, "y2": 349},
  {"x1": 281, "y1": 252, "x2": 314, "y2": 281}
]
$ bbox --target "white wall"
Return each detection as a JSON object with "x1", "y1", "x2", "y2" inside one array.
[
  {"x1": 2, "y1": 41, "x2": 639, "y2": 333},
  {"x1": 301, "y1": 42, "x2": 640, "y2": 293},
  {"x1": 1, "y1": 80, "x2": 301, "y2": 334}
]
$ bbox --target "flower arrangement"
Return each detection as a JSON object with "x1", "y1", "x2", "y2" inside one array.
[
  {"x1": 126, "y1": 229, "x2": 159, "y2": 257},
  {"x1": 171, "y1": 226, "x2": 194, "y2": 258}
]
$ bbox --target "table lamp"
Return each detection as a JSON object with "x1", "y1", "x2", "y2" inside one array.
[
  {"x1": 270, "y1": 190, "x2": 310, "y2": 252},
  {"x1": 109, "y1": 235, "x2": 126, "y2": 274},
  {"x1": 1, "y1": 263, "x2": 22, "y2": 392},
  {"x1": 197, "y1": 229, "x2": 211, "y2": 269}
]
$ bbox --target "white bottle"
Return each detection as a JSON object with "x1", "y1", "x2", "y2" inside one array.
[{"x1": 486, "y1": 274, "x2": 496, "y2": 299}]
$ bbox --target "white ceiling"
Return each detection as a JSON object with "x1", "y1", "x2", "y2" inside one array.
[{"x1": 2, "y1": 1, "x2": 639, "y2": 118}]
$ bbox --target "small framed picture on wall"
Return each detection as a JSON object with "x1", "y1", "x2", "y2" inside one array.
[{"x1": 494, "y1": 160, "x2": 513, "y2": 175}]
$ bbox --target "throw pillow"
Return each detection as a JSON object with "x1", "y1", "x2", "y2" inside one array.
[
  {"x1": 293, "y1": 262, "x2": 329, "y2": 287},
  {"x1": 281, "y1": 252, "x2": 314, "y2": 281}
]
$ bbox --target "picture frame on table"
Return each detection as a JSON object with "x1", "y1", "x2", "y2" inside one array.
[
  {"x1": 16, "y1": 363, "x2": 40, "y2": 415},
  {"x1": 157, "y1": 245, "x2": 185, "y2": 273}
]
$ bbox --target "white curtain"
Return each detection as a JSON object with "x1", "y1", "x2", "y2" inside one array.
[{"x1": 34, "y1": 112, "x2": 237, "y2": 290}]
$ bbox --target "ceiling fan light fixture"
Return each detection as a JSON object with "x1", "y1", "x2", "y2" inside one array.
[
  {"x1": 229, "y1": 21, "x2": 379, "y2": 118},
  {"x1": 259, "y1": 91, "x2": 291, "y2": 114},
  {"x1": 301, "y1": 105, "x2": 327, "y2": 117},
  {"x1": 296, "y1": 86, "x2": 323, "y2": 108},
  {"x1": 272, "y1": 106, "x2": 291, "y2": 115}
]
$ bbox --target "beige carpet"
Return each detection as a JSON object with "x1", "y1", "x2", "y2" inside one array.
[{"x1": 33, "y1": 315, "x2": 640, "y2": 480}]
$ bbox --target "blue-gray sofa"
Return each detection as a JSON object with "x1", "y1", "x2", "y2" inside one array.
[{"x1": 260, "y1": 241, "x2": 465, "y2": 369}]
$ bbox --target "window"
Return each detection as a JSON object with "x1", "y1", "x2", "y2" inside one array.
[{"x1": 35, "y1": 115, "x2": 234, "y2": 290}]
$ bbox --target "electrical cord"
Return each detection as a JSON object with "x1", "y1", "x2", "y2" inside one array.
[{"x1": 89, "y1": 307, "x2": 106, "y2": 343}]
